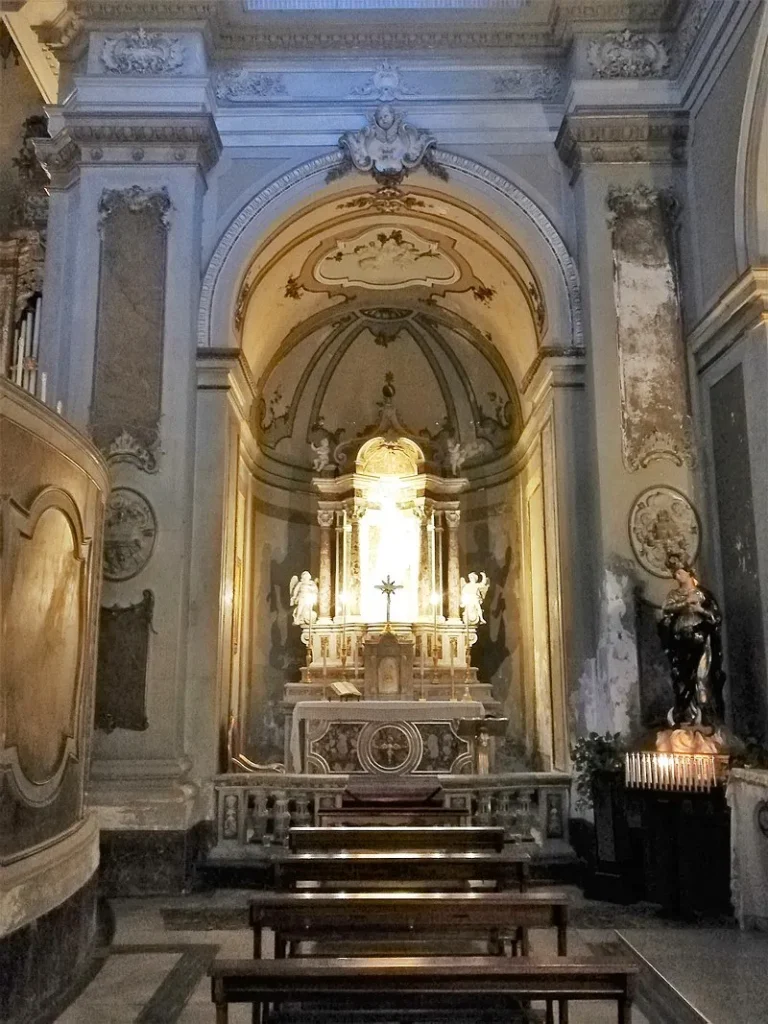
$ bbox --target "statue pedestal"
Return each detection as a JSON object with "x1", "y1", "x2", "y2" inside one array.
[{"x1": 289, "y1": 699, "x2": 484, "y2": 775}]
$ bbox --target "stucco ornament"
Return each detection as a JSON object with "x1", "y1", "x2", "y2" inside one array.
[
  {"x1": 215, "y1": 69, "x2": 287, "y2": 101},
  {"x1": 100, "y1": 28, "x2": 184, "y2": 76},
  {"x1": 629, "y1": 486, "x2": 700, "y2": 578},
  {"x1": 349, "y1": 61, "x2": 420, "y2": 102},
  {"x1": 460, "y1": 572, "x2": 490, "y2": 626},
  {"x1": 339, "y1": 105, "x2": 437, "y2": 185},
  {"x1": 587, "y1": 30, "x2": 670, "y2": 79},
  {"x1": 493, "y1": 66, "x2": 563, "y2": 100},
  {"x1": 103, "y1": 488, "x2": 157, "y2": 582}
]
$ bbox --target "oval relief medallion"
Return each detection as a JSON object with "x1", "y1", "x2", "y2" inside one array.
[
  {"x1": 358, "y1": 720, "x2": 422, "y2": 775},
  {"x1": 103, "y1": 487, "x2": 157, "y2": 581},
  {"x1": 628, "y1": 485, "x2": 700, "y2": 578}
]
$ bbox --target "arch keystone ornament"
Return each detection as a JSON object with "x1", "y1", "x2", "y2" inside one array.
[
  {"x1": 334, "y1": 105, "x2": 445, "y2": 186},
  {"x1": 628, "y1": 486, "x2": 700, "y2": 578}
]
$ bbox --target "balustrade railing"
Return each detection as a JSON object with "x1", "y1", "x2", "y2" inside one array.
[{"x1": 211, "y1": 772, "x2": 570, "y2": 857}]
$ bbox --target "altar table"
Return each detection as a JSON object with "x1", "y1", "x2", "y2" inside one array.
[{"x1": 290, "y1": 699, "x2": 484, "y2": 775}]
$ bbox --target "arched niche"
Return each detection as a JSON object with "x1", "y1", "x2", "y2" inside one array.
[{"x1": 736, "y1": 2, "x2": 768, "y2": 272}]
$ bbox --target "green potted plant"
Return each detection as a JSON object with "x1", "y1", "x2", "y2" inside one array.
[{"x1": 571, "y1": 732, "x2": 641, "y2": 902}]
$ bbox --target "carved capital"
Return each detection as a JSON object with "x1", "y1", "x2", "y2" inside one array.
[
  {"x1": 62, "y1": 114, "x2": 222, "y2": 175},
  {"x1": 34, "y1": 131, "x2": 82, "y2": 191},
  {"x1": 317, "y1": 509, "x2": 335, "y2": 529},
  {"x1": 556, "y1": 111, "x2": 688, "y2": 181},
  {"x1": 444, "y1": 509, "x2": 461, "y2": 528}
]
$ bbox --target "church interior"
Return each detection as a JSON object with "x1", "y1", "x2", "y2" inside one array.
[{"x1": 2, "y1": 0, "x2": 768, "y2": 1021}]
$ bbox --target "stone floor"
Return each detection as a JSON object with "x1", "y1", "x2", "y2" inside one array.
[{"x1": 51, "y1": 888, "x2": 768, "y2": 1024}]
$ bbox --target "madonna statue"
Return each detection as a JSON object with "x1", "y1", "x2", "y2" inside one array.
[{"x1": 658, "y1": 559, "x2": 726, "y2": 728}]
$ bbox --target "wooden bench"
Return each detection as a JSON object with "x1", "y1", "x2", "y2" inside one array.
[
  {"x1": 287, "y1": 826, "x2": 506, "y2": 854},
  {"x1": 209, "y1": 955, "x2": 638, "y2": 1024},
  {"x1": 273, "y1": 850, "x2": 531, "y2": 892},
  {"x1": 249, "y1": 890, "x2": 568, "y2": 959}
]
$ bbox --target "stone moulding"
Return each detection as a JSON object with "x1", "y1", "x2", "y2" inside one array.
[
  {"x1": 492, "y1": 66, "x2": 564, "y2": 100},
  {"x1": 99, "y1": 27, "x2": 185, "y2": 75},
  {"x1": 98, "y1": 185, "x2": 172, "y2": 231},
  {"x1": 197, "y1": 150, "x2": 582, "y2": 353}
]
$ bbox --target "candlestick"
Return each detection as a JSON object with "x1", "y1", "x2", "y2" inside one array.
[
  {"x1": 430, "y1": 590, "x2": 440, "y2": 696},
  {"x1": 40, "y1": 372, "x2": 47, "y2": 405}
]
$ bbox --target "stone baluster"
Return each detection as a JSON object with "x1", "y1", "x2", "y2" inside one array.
[
  {"x1": 476, "y1": 790, "x2": 494, "y2": 826},
  {"x1": 251, "y1": 789, "x2": 269, "y2": 845},
  {"x1": 445, "y1": 509, "x2": 461, "y2": 620},
  {"x1": 317, "y1": 509, "x2": 334, "y2": 620},
  {"x1": 294, "y1": 792, "x2": 311, "y2": 827},
  {"x1": 272, "y1": 789, "x2": 291, "y2": 844}
]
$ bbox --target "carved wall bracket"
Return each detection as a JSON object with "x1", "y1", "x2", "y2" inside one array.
[{"x1": 333, "y1": 105, "x2": 445, "y2": 186}]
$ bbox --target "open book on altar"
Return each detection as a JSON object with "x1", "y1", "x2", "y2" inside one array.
[{"x1": 331, "y1": 680, "x2": 362, "y2": 700}]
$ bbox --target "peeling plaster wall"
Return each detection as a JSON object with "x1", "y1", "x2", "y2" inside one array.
[
  {"x1": 575, "y1": 564, "x2": 640, "y2": 738},
  {"x1": 608, "y1": 187, "x2": 693, "y2": 473}
]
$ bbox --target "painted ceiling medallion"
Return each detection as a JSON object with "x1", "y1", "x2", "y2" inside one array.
[
  {"x1": 587, "y1": 30, "x2": 670, "y2": 79},
  {"x1": 628, "y1": 486, "x2": 700, "y2": 578},
  {"x1": 315, "y1": 228, "x2": 460, "y2": 290},
  {"x1": 338, "y1": 105, "x2": 440, "y2": 185},
  {"x1": 100, "y1": 28, "x2": 184, "y2": 76}
]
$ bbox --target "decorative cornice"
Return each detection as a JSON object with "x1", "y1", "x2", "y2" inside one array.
[
  {"x1": 37, "y1": 115, "x2": 222, "y2": 175},
  {"x1": 555, "y1": 111, "x2": 689, "y2": 180},
  {"x1": 586, "y1": 29, "x2": 670, "y2": 79},
  {"x1": 689, "y1": 267, "x2": 768, "y2": 370},
  {"x1": 520, "y1": 346, "x2": 586, "y2": 393}
]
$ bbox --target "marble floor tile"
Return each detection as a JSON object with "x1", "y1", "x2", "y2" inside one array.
[{"x1": 56, "y1": 952, "x2": 181, "y2": 1023}]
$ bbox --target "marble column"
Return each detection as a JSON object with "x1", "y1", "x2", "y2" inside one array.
[
  {"x1": 317, "y1": 509, "x2": 334, "y2": 621},
  {"x1": 445, "y1": 509, "x2": 461, "y2": 620},
  {"x1": 348, "y1": 508, "x2": 362, "y2": 616}
]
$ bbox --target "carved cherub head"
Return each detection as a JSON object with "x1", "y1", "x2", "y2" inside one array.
[{"x1": 374, "y1": 104, "x2": 397, "y2": 131}]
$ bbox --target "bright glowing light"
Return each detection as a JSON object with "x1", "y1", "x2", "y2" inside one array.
[
  {"x1": 430, "y1": 591, "x2": 441, "y2": 606},
  {"x1": 359, "y1": 476, "x2": 418, "y2": 622}
]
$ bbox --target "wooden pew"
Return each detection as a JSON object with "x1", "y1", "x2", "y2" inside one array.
[
  {"x1": 209, "y1": 955, "x2": 638, "y2": 1024},
  {"x1": 273, "y1": 849, "x2": 531, "y2": 892},
  {"x1": 287, "y1": 826, "x2": 506, "y2": 854},
  {"x1": 249, "y1": 890, "x2": 568, "y2": 959}
]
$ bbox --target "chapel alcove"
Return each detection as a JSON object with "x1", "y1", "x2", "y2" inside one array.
[{"x1": 225, "y1": 179, "x2": 569, "y2": 774}]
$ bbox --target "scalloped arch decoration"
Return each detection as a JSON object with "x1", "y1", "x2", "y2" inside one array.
[{"x1": 198, "y1": 150, "x2": 582, "y2": 352}]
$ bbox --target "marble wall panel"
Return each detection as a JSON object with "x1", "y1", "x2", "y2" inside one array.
[
  {"x1": 94, "y1": 590, "x2": 154, "y2": 732},
  {"x1": 710, "y1": 364, "x2": 767, "y2": 742},
  {"x1": 607, "y1": 185, "x2": 694, "y2": 473},
  {"x1": 92, "y1": 187, "x2": 169, "y2": 460}
]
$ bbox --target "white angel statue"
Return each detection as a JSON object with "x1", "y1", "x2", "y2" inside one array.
[
  {"x1": 460, "y1": 571, "x2": 490, "y2": 626},
  {"x1": 310, "y1": 437, "x2": 330, "y2": 473},
  {"x1": 289, "y1": 571, "x2": 319, "y2": 626}
]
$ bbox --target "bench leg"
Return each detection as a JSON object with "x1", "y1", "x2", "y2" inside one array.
[
  {"x1": 558, "y1": 998, "x2": 569, "y2": 1024},
  {"x1": 618, "y1": 996, "x2": 632, "y2": 1024},
  {"x1": 545, "y1": 999, "x2": 555, "y2": 1024},
  {"x1": 216, "y1": 1004, "x2": 228, "y2": 1024},
  {"x1": 520, "y1": 927, "x2": 531, "y2": 957}
]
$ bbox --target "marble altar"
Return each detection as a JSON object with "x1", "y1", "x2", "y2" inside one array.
[{"x1": 290, "y1": 699, "x2": 484, "y2": 775}]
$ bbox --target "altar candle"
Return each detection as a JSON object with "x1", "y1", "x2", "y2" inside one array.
[{"x1": 40, "y1": 372, "x2": 47, "y2": 404}]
